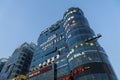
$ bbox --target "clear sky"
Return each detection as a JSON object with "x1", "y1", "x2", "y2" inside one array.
[{"x1": 0, "y1": 0, "x2": 120, "y2": 79}]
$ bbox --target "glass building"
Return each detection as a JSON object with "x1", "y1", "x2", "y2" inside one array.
[
  {"x1": 28, "y1": 7, "x2": 118, "y2": 80},
  {"x1": 0, "y1": 42, "x2": 36, "y2": 80},
  {"x1": 0, "y1": 58, "x2": 8, "y2": 74}
]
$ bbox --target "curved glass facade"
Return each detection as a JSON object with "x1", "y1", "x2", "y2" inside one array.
[
  {"x1": 28, "y1": 7, "x2": 118, "y2": 80},
  {"x1": 64, "y1": 7, "x2": 117, "y2": 80}
]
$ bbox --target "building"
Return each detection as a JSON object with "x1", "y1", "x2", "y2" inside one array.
[
  {"x1": 28, "y1": 7, "x2": 118, "y2": 80},
  {"x1": 0, "y1": 58, "x2": 8, "y2": 74},
  {"x1": 0, "y1": 42, "x2": 36, "y2": 80},
  {"x1": 28, "y1": 19, "x2": 66, "y2": 80}
]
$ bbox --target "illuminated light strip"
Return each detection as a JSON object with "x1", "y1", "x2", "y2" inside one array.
[
  {"x1": 67, "y1": 41, "x2": 105, "y2": 58},
  {"x1": 74, "y1": 53, "x2": 82, "y2": 58},
  {"x1": 57, "y1": 63, "x2": 68, "y2": 69},
  {"x1": 68, "y1": 57, "x2": 74, "y2": 62},
  {"x1": 82, "y1": 50, "x2": 105, "y2": 54},
  {"x1": 67, "y1": 48, "x2": 75, "y2": 58},
  {"x1": 58, "y1": 46, "x2": 67, "y2": 51}
]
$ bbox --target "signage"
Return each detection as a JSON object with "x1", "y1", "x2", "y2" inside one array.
[
  {"x1": 29, "y1": 66, "x2": 52, "y2": 78},
  {"x1": 59, "y1": 67, "x2": 84, "y2": 80},
  {"x1": 40, "y1": 34, "x2": 56, "y2": 47},
  {"x1": 40, "y1": 34, "x2": 65, "y2": 50},
  {"x1": 71, "y1": 67, "x2": 84, "y2": 77}
]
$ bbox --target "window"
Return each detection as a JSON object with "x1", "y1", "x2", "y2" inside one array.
[
  {"x1": 16, "y1": 70, "x2": 19, "y2": 74},
  {"x1": 5, "y1": 65, "x2": 10, "y2": 73},
  {"x1": 14, "y1": 75, "x2": 17, "y2": 77},
  {"x1": 18, "y1": 65, "x2": 22, "y2": 69},
  {"x1": 66, "y1": 28, "x2": 70, "y2": 35},
  {"x1": 68, "y1": 34, "x2": 71, "y2": 39}
]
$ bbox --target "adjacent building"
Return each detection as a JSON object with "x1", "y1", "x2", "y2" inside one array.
[
  {"x1": 0, "y1": 42, "x2": 36, "y2": 80},
  {"x1": 0, "y1": 58, "x2": 8, "y2": 74},
  {"x1": 27, "y1": 7, "x2": 118, "y2": 80}
]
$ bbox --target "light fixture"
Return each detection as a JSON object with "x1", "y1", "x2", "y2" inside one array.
[
  {"x1": 80, "y1": 43, "x2": 83, "y2": 46},
  {"x1": 90, "y1": 43, "x2": 94, "y2": 46},
  {"x1": 85, "y1": 42, "x2": 89, "y2": 45},
  {"x1": 71, "y1": 48, "x2": 74, "y2": 53},
  {"x1": 39, "y1": 63, "x2": 42, "y2": 67},
  {"x1": 75, "y1": 45, "x2": 78, "y2": 48},
  {"x1": 43, "y1": 62, "x2": 47, "y2": 66},
  {"x1": 47, "y1": 59, "x2": 50, "y2": 63},
  {"x1": 51, "y1": 57, "x2": 54, "y2": 62},
  {"x1": 56, "y1": 54, "x2": 60, "y2": 59}
]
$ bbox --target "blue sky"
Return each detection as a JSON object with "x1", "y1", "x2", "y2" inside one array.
[{"x1": 0, "y1": 0, "x2": 120, "y2": 79}]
